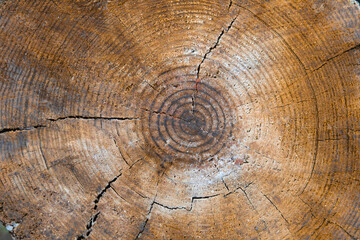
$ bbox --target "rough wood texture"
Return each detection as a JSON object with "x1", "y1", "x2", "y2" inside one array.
[{"x1": 0, "y1": 0, "x2": 359, "y2": 239}]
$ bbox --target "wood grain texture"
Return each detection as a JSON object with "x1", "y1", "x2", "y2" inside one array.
[{"x1": 0, "y1": 0, "x2": 359, "y2": 239}]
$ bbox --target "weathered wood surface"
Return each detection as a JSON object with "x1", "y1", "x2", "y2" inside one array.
[{"x1": 0, "y1": 0, "x2": 359, "y2": 239}]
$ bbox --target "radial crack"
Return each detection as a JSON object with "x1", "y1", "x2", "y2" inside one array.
[
  {"x1": 76, "y1": 171, "x2": 122, "y2": 239},
  {"x1": 0, "y1": 125, "x2": 46, "y2": 135},
  {"x1": 216, "y1": 167, "x2": 230, "y2": 191},
  {"x1": 228, "y1": 0, "x2": 232, "y2": 11},
  {"x1": 94, "y1": 171, "x2": 123, "y2": 210},
  {"x1": 221, "y1": 177, "x2": 229, "y2": 191},
  {"x1": 134, "y1": 172, "x2": 164, "y2": 239},
  {"x1": 0, "y1": 116, "x2": 140, "y2": 135},
  {"x1": 238, "y1": 186, "x2": 256, "y2": 210},
  {"x1": 135, "y1": 200, "x2": 155, "y2": 239},
  {"x1": 76, "y1": 212, "x2": 100, "y2": 240},
  {"x1": 48, "y1": 115, "x2": 140, "y2": 122},
  {"x1": 196, "y1": 14, "x2": 238, "y2": 79},
  {"x1": 262, "y1": 193, "x2": 289, "y2": 224},
  {"x1": 192, "y1": 10, "x2": 240, "y2": 114},
  {"x1": 328, "y1": 221, "x2": 357, "y2": 240}
]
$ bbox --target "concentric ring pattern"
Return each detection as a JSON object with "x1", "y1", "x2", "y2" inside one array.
[
  {"x1": 0, "y1": 0, "x2": 359, "y2": 239},
  {"x1": 142, "y1": 80, "x2": 233, "y2": 163}
]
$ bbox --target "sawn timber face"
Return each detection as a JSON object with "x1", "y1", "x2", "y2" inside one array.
[{"x1": 0, "y1": 0, "x2": 359, "y2": 239}]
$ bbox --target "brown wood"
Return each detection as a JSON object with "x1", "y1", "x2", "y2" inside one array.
[{"x1": 0, "y1": 0, "x2": 359, "y2": 239}]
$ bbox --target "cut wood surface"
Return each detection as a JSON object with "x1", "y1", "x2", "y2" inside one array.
[{"x1": 0, "y1": 0, "x2": 359, "y2": 239}]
